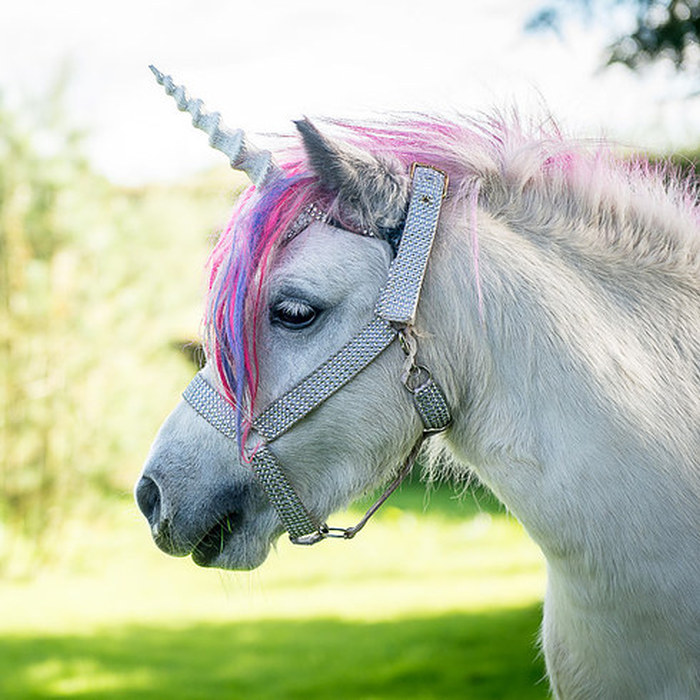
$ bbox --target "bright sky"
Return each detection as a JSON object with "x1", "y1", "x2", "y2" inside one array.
[{"x1": 3, "y1": 0, "x2": 699, "y2": 184}]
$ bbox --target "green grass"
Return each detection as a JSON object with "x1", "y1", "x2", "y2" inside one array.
[
  {"x1": 0, "y1": 483, "x2": 549, "y2": 699},
  {"x1": 0, "y1": 611, "x2": 547, "y2": 699}
]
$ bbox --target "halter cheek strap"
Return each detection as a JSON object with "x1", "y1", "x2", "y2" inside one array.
[{"x1": 183, "y1": 165, "x2": 452, "y2": 544}]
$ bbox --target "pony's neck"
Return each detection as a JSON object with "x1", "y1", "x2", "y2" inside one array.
[{"x1": 423, "y1": 208, "x2": 700, "y2": 571}]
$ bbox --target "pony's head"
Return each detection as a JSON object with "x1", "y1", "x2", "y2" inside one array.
[{"x1": 135, "y1": 72, "x2": 458, "y2": 569}]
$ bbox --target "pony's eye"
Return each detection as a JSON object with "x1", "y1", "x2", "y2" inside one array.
[{"x1": 270, "y1": 298, "x2": 319, "y2": 330}]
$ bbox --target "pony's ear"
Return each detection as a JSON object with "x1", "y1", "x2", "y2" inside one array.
[{"x1": 294, "y1": 117, "x2": 409, "y2": 238}]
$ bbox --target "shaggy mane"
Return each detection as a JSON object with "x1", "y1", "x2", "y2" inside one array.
[{"x1": 326, "y1": 113, "x2": 700, "y2": 276}]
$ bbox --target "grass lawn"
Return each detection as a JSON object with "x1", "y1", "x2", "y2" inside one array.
[{"x1": 0, "y1": 482, "x2": 548, "y2": 699}]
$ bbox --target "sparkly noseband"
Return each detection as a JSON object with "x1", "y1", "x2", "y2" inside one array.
[{"x1": 183, "y1": 164, "x2": 452, "y2": 544}]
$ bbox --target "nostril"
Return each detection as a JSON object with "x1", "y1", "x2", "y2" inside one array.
[{"x1": 135, "y1": 476, "x2": 161, "y2": 527}]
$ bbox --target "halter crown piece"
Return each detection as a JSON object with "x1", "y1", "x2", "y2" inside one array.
[{"x1": 151, "y1": 67, "x2": 452, "y2": 545}]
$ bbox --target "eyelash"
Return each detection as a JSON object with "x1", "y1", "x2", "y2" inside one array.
[{"x1": 269, "y1": 298, "x2": 319, "y2": 330}]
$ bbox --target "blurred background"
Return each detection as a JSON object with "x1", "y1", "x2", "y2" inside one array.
[{"x1": 1, "y1": 1, "x2": 698, "y2": 697}]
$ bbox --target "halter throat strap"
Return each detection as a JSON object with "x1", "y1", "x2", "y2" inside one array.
[{"x1": 183, "y1": 164, "x2": 451, "y2": 544}]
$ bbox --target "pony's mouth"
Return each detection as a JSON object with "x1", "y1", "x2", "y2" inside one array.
[{"x1": 192, "y1": 511, "x2": 240, "y2": 566}]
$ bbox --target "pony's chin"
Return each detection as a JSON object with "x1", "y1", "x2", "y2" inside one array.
[{"x1": 190, "y1": 525, "x2": 274, "y2": 571}]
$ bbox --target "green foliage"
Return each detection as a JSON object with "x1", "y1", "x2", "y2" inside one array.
[
  {"x1": 610, "y1": 0, "x2": 700, "y2": 69},
  {"x1": 0, "y1": 90, "x2": 93, "y2": 560},
  {"x1": 665, "y1": 145, "x2": 700, "y2": 175},
  {"x1": 0, "y1": 88, "x2": 241, "y2": 574},
  {"x1": 528, "y1": 0, "x2": 700, "y2": 71}
]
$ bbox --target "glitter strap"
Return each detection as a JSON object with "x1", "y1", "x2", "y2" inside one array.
[
  {"x1": 253, "y1": 316, "x2": 397, "y2": 441},
  {"x1": 250, "y1": 444, "x2": 320, "y2": 539},
  {"x1": 376, "y1": 165, "x2": 447, "y2": 325},
  {"x1": 411, "y1": 376, "x2": 452, "y2": 432},
  {"x1": 182, "y1": 373, "x2": 238, "y2": 440}
]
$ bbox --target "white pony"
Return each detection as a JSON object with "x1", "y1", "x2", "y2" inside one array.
[{"x1": 136, "y1": 70, "x2": 700, "y2": 699}]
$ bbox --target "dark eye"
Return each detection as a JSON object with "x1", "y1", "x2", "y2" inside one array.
[{"x1": 270, "y1": 298, "x2": 319, "y2": 330}]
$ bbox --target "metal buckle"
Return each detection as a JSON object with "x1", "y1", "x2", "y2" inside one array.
[
  {"x1": 289, "y1": 527, "x2": 330, "y2": 546},
  {"x1": 402, "y1": 364, "x2": 433, "y2": 393},
  {"x1": 398, "y1": 326, "x2": 428, "y2": 391}
]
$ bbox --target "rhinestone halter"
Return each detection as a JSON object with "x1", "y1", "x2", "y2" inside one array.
[{"x1": 183, "y1": 164, "x2": 452, "y2": 544}]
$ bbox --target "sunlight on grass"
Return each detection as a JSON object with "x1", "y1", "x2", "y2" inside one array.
[{"x1": 25, "y1": 658, "x2": 151, "y2": 696}]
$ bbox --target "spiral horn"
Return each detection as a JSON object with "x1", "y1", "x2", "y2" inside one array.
[{"x1": 149, "y1": 65, "x2": 280, "y2": 187}]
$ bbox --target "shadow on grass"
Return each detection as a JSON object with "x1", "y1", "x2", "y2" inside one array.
[{"x1": 0, "y1": 606, "x2": 547, "y2": 699}]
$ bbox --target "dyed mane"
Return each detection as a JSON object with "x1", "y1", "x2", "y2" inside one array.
[{"x1": 205, "y1": 112, "x2": 700, "y2": 442}]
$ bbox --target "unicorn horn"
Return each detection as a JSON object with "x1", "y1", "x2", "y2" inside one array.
[{"x1": 149, "y1": 65, "x2": 280, "y2": 187}]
